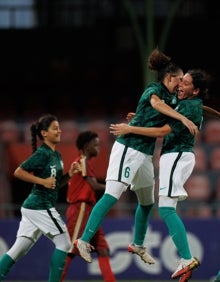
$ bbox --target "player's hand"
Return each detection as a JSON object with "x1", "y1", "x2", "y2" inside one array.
[
  {"x1": 69, "y1": 161, "x2": 82, "y2": 177},
  {"x1": 126, "y1": 112, "x2": 135, "y2": 122},
  {"x1": 110, "y1": 123, "x2": 131, "y2": 136},
  {"x1": 181, "y1": 117, "x2": 199, "y2": 136},
  {"x1": 43, "y1": 177, "x2": 56, "y2": 189}
]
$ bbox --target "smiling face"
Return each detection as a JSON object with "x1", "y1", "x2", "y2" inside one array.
[
  {"x1": 177, "y1": 73, "x2": 199, "y2": 100},
  {"x1": 41, "y1": 120, "x2": 62, "y2": 145}
]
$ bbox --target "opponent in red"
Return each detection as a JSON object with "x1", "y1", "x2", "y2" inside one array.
[{"x1": 60, "y1": 131, "x2": 116, "y2": 282}]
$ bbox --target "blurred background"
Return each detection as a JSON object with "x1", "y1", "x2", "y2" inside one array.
[{"x1": 0, "y1": 0, "x2": 220, "y2": 281}]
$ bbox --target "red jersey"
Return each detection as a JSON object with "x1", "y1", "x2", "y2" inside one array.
[{"x1": 66, "y1": 155, "x2": 97, "y2": 205}]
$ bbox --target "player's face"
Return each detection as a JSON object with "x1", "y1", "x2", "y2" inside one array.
[
  {"x1": 177, "y1": 73, "x2": 197, "y2": 100},
  {"x1": 170, "y1": 70, "x2": 184, "y2": 93},
  {"x1": 43, "y1": 121, "x2": 62, "y2": 144},
  {"x1": 87, "y1": 137, "x2": 100, "y2": 157}
]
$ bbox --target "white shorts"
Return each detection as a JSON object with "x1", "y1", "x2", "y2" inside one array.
[
  {"x1": 106, "y1": 141, "x2": 155, "y2": 191},
  {"x1": 159, "y1": 152, "x2": 195, "y2": 201},
  {"x1": 17, "y1": 207, "x2": 68, "y2": 242}
]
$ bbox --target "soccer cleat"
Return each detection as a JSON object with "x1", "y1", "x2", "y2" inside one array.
[
  {"x1": 171, "y1": 257, "x2": 200, "y2": 279},
  {"x1": 128, "y1": 243, "x2": 156, "y2": 264},
  {"x1": 179, "y1": 270, "x2": 192, "y2": 282},
  {"x1": 74, "y1": 239, "x2": 94, "y2": 263}
]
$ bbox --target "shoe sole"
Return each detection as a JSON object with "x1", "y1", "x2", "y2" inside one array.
[
  {"x1": 128, "y1": 245, "x2": 155, "y2": 264},
  {"x1": 179, "y1": 270, "x2": 192, "y2": 282},
  {"x1": 74, "y1": 239, "x2": 93, "y2": 263},
  {"x1": 172, "y1": 257, "x2": 200, "y2": 279}
]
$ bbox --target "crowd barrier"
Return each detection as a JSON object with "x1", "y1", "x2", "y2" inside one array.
[{"x1": 0, "y1": 217, "x2": 219, "y2": 281}]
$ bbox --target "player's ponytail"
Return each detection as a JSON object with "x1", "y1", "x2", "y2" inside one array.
[{"x1": 30, "y1": 123, "x2": 37, "y2": 153}]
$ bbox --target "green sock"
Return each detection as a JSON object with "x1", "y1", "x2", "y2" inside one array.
[
  {"x1": 133, "y1": 203, "x2": 153, "y2": 245},
  {"x1": 159, "y1": 207, "x2": 191, "y2": 259},
  {"x1": 81, "y1": 194, "x2": 117, "y2": 242},
  {"x1": 48, "y1": 248, "x2": 67, "y2": 282},
  {"x1": 0, "y1": 253, "x2": 15, "y2": 280}
]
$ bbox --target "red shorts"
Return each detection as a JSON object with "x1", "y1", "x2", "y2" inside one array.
[{"x1": 66, "y1": 202, "x2": 109, "y2": 255}]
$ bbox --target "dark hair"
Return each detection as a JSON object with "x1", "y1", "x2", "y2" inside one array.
[
  {"x1": 187, "y1": 69, "x2": 210, "y2": 99},
  {"x1": 30, "y1": 114, "x2": 58, "y2": 153},
  {"x1": 76, "y1": 131, "x2": 98, "y2": 150},
  {"x1": 147, "y1": 48, "x2": 182, "y2": 81}
]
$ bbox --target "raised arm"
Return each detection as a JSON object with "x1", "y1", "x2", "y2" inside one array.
[
  {"x1": 151, "y1": 94, "x2": 198, "y2": 135},
  {"x1": 203, "y1": 105, "x2": 220, "y2": 119}
]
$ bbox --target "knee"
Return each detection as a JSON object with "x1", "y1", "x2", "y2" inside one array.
[
  {"x1": 53, "y1": 233, "x2": 72, "y2": 252},
  {"x1": 58, "y1": 240, "x2": 72, "y2": 253}
]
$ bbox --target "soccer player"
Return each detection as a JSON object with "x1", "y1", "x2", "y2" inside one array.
[
  {"x1": 61, "y1": 131, "x2": 115, "y2": 282},
  {"x1": 110, "y1": 69, "x2": 212, "y2": 281},
  {"x1": 0, "y1": 114, "x2": 81, "y2": 282},
  {"x1": 74, "y1": 48, "x2": 198, "y2": 266}
]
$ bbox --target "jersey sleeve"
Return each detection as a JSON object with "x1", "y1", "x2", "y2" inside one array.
[
  {"x1": 20, "y1": 149, "x2": 49, "y2": 172},
  {"x1": 167, "y1": 99, "x2": 202, "y2": 134}
]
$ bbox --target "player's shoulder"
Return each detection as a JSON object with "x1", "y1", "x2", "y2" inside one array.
[{"x1": 178, "y1": 98, "x2": 202, "y2": 109}]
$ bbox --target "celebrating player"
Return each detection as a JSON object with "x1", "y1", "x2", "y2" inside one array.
[
  {"x1": 110, "y1": 69, "x2": 214, "y2": 281},
  {"x1": 74, "y1": 48, "x2": 198, "y2": 266}
]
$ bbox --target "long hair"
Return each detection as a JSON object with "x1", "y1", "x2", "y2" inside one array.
[{"x1": 30, "y1": 114, "x2": 58, "y2": 153}]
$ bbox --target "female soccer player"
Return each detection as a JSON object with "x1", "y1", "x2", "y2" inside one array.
[{"x1": 0, "y1": 114, "x2": 81, "y2": 282}]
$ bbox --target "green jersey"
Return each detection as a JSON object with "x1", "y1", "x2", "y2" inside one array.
[
  {"x1": 161, "y1": 97, "x2": 203, "y2": 154},
  {"x1": 20, "y1": 143, "x2": 64, "y2": 210},
  {"x1": 117, "y1": 82, "x2": 177, "y2": 155}
]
